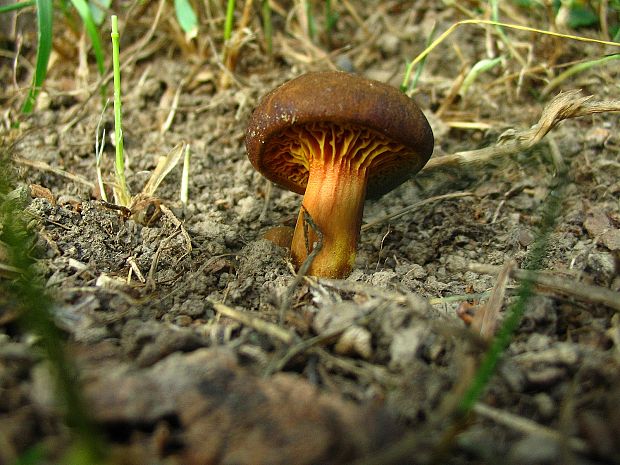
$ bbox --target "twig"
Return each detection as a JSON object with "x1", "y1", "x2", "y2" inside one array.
[
  {"x1": 154, "y1": 253, "x2": 238, "y2": 305},
  {"x1": 94, "y1": 104, "x2": 109, "y2": 203},
  {"x1": 362, "y1": 192, "x2": 475, "y2": 232},
  {"x1": 259, "y1": 180, "x2": 273, "y2": 222},
  {"x1": 278, "y1": 208, "x2": 323, "y2": 322},
  {"x1": 160, "y1": 82, "x2": 183, "y2": 134},
  {"x1": 13, "y1": 156, "x2": 95, "y2": 189},
  {"x1": 422, "y1": 90, "x2": 620, "y2": 173},
  {"x1": 473, "y1": 403, "x2": 589, "y2": 454},
  {"x1": 146, "y1": 228, "x2": 181, "y2": 290},
  {"x1": 0, "y1": 263, "x2": 22, "y2": 275},
  {"x1": 313, "y1": 276, "x2": 407, "y2": 301},
  {"x1": 268, "y1": 309, "x2": 376, "y2": 375},
  {"x1": 471, "y1": 261, "x2": 515, "y2": 339},
  {"x1": 210, "y1": 300, "x2": 296, "y2": 345},
  {"x1": 313, "y1": 346, "x2": 400, "y2": 386},
  {"x1": 126, "y1": 256, "x2": 146, "y2": 284},
  {"x1": 468, "y1": 262, "x2": 620, "y2": 312}
]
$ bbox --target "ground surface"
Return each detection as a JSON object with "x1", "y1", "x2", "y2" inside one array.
[{"x1": 1, "y1": 2, "x2": 620, "y2": 464}]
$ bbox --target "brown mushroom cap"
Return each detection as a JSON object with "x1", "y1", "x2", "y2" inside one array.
[{"x1": 245, "y1": 71, "x2": 434, "y2": 199}]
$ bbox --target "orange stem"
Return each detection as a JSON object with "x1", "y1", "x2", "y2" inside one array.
[{"x1": 290, "y1": 158, "x2": 367, "y2": 278}]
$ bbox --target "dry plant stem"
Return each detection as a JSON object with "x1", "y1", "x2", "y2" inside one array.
[
  {"x1": 13, "y1": 156, "x2": 95, "y2": 189},
  {"x1": 258, "y1": 180, "x2": 272, "y2": 221},
  {"x1": 210, "y1": 300, "x2": 296, "y2": 345},
  {"x1": 404, "y1": 19, "x2": 620, "y2": 90},
  {"x1": 126, "y1": 256, "x2": 145, "y2": 283},
  {"x1": 314, "y1": 346, "x2": 399, "y2": 386},
  {"x1": 362, "y1": 192, "x2": 474, "y2": 232},
  {"x1": 160, "y1": 83, "x2": 183, "y2": 134},
  {"x1": 468, "y1": 263, "x2": 620, "y2": 312},
  {"x1": 220, "y1": 0, "x2": 254, "y2": 88},
  {"x1": 435, "y1": 65, "x2": 468, "y2": 118},
  {"x1": 120, "y1": 0, "x2": 166, "y2": 66},
  {"x1": 95, "y1": 100, "x2": 109, "y2": 201},
  {"x1": 0, "y1": 263, "x2": 22, "y2": 275},
  {"x1": 145, "y1": 228, "x2": 181, "y2": 290},
  {"x1": 155, "y1": 254, "x2": 238, "y2": 303},
  {"x1": 599, "y1": 0, "x2": 609, "y2": 40},
  {"x1": 422, "y1": 90, "x2": 620, "y2": 173},
  {"x1": 279, "y1": 210, "x2": 322, "y2": 323},
  {"x1": 268, "y1": 311, "x2": 376, "y2": 375},
  {"x1": 342, "y1": 0, "x2": 367, "y2": 34},
  {"x1": 473, "y1": 403, "x2": 589, "y2": 454},
  {"x1": 471, "y1": 260, "x2": 515, "y2": 338}
]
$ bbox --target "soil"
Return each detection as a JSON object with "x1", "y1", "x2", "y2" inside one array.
[{"x1": 1, "y1": 2, "x2": 620, "y2": 465}]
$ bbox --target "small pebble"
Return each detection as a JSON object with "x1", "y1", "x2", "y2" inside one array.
[
  {"x1": 508, "y1": 434, "x2": 560, "y2": 465},
  {"x1": 526, "y1": 366, "x2": 566, "y2": 387},
  {"x1": 533, "y1": 392, "x2": 555, "y2": 420},
  {"x1": 517, "y1": 229, "x2": 535, "y2": 247},
  {"x1": 175, "y1": 315, "x2": 193, "y2": 327}
]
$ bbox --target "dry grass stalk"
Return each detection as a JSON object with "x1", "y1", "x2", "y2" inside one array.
[
  {"x1": 471, "y1": 261, "x2": 516, "y2": 339},
  {"x1": 220, "y1": 0, "x2": 255, "y2": 89},
  {"x1": 362, "y1": 192, "x2": 475, "y2": 232},
  {"x1": 473, "y1": 402, "x2": 589, "y2": 454},
  {"x1": 128, "y1": 142, "x2": 186, "y2": 225},
  {"x1": 423, "y1": 90, "x2": 620, "y2": 172},
  {"x1": 210, "y1": 299, "x2": 296, "y2": 345},
  {"x1": 13, "y1": 156, "x2": 95, "y2": 189},
  {"x1": 468, "y1": 262, "x2": 620, "y2": 312}
]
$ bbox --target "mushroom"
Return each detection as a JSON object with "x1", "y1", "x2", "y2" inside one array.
[{"x1": 245, "y1": 71, "x2": 434, "y2": 278}]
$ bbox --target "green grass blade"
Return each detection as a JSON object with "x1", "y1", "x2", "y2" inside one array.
[
  {"x1": 401, "y1": 23, "x2": 436, "y2": 93},
  {"x1": 261, "y1": 0, "x2": 272, "y2": 54},
  {"x1": 21, "y1": 0, "x2": 53, "y2": 114},
  {"x1": 459, "y1": 56, "x2": 503, "y2": 96},
  {"x1": 457, "y1": 169, "x2": 567, "y2": 416},
  {"x1": 0, "y1": 165, "x2": 106, "y2": 465},
  {"x1": 88, "y1": 0, "x2": 110, "y2": 25},
  {"x1": 68, "y1": 0, "x2": 106, "y2": 78},
  {"x1": 11, "y1": 444, "x2": 46, "y2": 465},
  {"x1": 180, "y1": 144, "x2": 191, "y2": 206},
  {"x1": 542, "y1": 53, "x2": 620, "y2": 96},
  {"x1": 489, "y1": 0, "x2": 509, "y2": 49},
  {"x1": 224, "y1": 0, "x2": 235, "y2": 41},
  {"x1": 305, "y1": 0, "x2": 316, "y2": 41},
  {"x1": 174, "y1": 0, "x2": 198, "y2": 38},
  {"x1": 325, "y1": 0, "x2": 337, "y2": 33},
  {"x1": 0, "y1": 0, "x2": 34, "y2": 14},
  {"x1": 111, "y1": 15, "x2": 130, "y2": 206}
]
